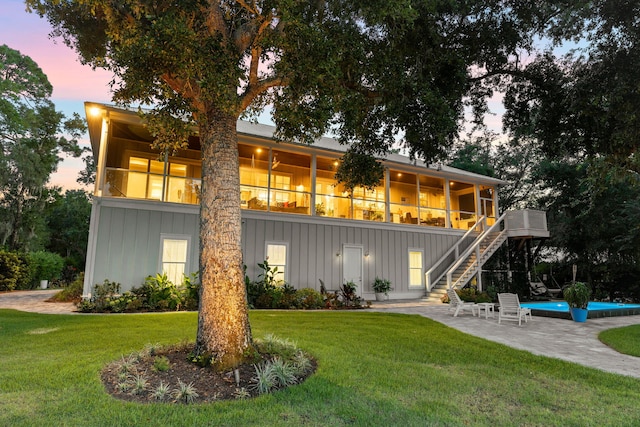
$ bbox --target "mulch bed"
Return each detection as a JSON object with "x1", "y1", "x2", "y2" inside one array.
[{"x1": 101, "y1": 344, "x2": 315, "y2": 404}]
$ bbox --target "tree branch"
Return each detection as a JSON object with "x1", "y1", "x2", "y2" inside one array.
[
  {"x1": 236, "y1": 0, "x2": 260, "y2": 16},
  {"x1": 161, "y1": 73, "x2": 205, "y2": 113},
  {"x1": 239, "y1": 76, "x2": 287, "y2": 112}
]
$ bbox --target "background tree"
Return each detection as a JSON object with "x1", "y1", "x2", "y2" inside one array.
[
  {"x1": 44, "y1": 189, "x2": 92, "y2": 269},
  {"x1": 28, "y1": 0, "x2": 576, "y2": 367},
  {"x1": 500, "y1": 0, "x2": 640, "y2": 299},
  {"x1": 0, "y1": 44, "x2": 85, "y2": 252}
]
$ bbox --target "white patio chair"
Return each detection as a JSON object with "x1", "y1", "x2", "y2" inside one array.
[
  {"x1": 446, "y1": 288, "x2": 478, "y2": 317},
  {"x1": 498, "y1": 293, "x2": 532, "y2": 326}
]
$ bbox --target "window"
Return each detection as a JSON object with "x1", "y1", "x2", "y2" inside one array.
[
  {"x1": 265, "y1": 242, "x2": 288, "y2": 284},
  {"x1": 315, "y1": 156, "x2": 350, "y2": 218},
  {"x1": 160, "y1": 236, "x2": 190, "y2": 285},
  {"x1": 449, "y1": 180, "x2": 477, "y2": 229},
  {"x1": 409, "y1": 250, "x2": 423, "y2": 288},
  {"x1": 389, "y1": 171, "x2": 418, "y2": 224}
]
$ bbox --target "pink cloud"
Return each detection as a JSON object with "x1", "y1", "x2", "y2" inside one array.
[{"x1": 1, "y1": 0, "x2": 113, "y2": 103}]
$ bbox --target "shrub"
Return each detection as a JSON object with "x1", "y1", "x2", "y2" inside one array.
[
  {"x1": 457, "y1": 286, "x2": 492, "y2": 303},
  {"x1": 77, "y1": 273, "x2": 200, "y2": 313},
  {"x1": 338, "y1": 281, "x2": 364, "y2": 308},
  {"x1": 251, "y1": 335, "x2": 315, "y2": 394},
  {"x1": 153, "y1": 356, "x2": 171, "y2": 372},
  {"x1": 247, "y1": 261, "x2": 282, "y2": 308},
  {"x1": 14, "y1": 252, "x2": 34, "y2": 290},
  {"x1": 108, "y1": 292, "x2": 140, "y2": 313},
  {"x1": 294, "y1": 288, "x2": 324, "y2": 309},
  {"x1": 134, "y1": 273, "x2": 182, "y2": 311},
  {"x1": 77, "y1": 280, "x2": 123, "y2": 312},
  {"x1": 51, "y1": 273, "x2": 84, "y2": 302},
  {"x1": 29, "y1": 251, "x2": 64, "y2": 283},
  {"x1": 0, "y1": 250, "x2": 21, "y2": 292},
  {"x1": 181, "y1": 272, "x2": 200, "y2": 310}
]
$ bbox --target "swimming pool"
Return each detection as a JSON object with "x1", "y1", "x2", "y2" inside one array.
[{"x1": 520, "y1": 301, "x2": 640, "y2": 319}]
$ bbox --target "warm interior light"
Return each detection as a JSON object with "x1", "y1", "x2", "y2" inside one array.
[
  {"x1": 397, "y1": 173, "x2": 402, "y2": 177},
  {"x1": 256, "y1": 148, "x2": 262, "y2": 153}
]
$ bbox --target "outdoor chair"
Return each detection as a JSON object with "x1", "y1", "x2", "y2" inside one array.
[
  {"x1": 498, "y1": 293, "x2": 532, "y2": 326},
  {"x1": 530, "y1": 281, "x2": 562, "y2": 298},
  {"x1": 446, "y1": 288, "x2": 478, "y2": 317}
]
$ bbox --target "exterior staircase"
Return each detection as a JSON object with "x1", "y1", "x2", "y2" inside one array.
[{"x1": 424, "y1": 213, "x2": 509, "y2": 303}]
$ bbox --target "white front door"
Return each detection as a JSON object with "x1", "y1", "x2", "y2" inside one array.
[{"x1": 342, "y1": 245, "x2": 363, "y2": 296}]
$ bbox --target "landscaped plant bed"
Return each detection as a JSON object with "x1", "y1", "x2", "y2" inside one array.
[{"x1": 101, "y1": 337, "x2": 316, "y2": 404}]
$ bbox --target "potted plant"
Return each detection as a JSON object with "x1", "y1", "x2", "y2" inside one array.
[
  {"x1": 372, "y1": 277, "x2": 392, "y2": 301},
  {"x1": 563, "y1": 281, "x2": 590, "y2": 322}
]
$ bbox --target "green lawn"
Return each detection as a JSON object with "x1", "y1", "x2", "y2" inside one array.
[
  {"x1": 600, "y1": 325, "x2": 640, "y2": 357},
  {"x1": 1, "y1": 309, "x2": 639, "y2": 426}
]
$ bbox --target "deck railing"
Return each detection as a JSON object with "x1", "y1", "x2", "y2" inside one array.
[
  {"x1": 425, "y1": 216, "x2": 485, "y2": 292},
  {"x1": 446, "y1": 212, "x2": 508, "y2": 290}
]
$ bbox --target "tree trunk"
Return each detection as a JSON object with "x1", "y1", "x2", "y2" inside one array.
[{"x1": 195, "y1": 107, "x2": 252, "y2": 370}]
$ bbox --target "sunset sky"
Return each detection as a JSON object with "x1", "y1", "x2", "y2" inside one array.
[{"x1": 1, "y1": 0, "x2": 114, "y2": 189}]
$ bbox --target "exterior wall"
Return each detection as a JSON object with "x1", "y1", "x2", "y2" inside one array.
[
  {"x1": 241, "y1": 210, "x2": 463, "y2": 299},
  {"x1": 84, "y1": 197, "x2": 464, "y2": 299},
  {"x1": 84, "y1": 198, "x2": 200, "y2": 296}
]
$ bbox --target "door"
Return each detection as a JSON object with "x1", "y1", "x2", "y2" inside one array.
[{"x1": 342, "y1": 245, "x2": 363, "y2": 296}]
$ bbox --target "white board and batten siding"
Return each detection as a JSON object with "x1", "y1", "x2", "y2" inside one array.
[{"x1": 84, "y1": 198, "x2": 465, "y2": 299}]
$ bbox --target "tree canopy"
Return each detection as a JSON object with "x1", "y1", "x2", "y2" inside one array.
[{"x1": 0, "y1": 44, "x2": 85, "y2": 251}]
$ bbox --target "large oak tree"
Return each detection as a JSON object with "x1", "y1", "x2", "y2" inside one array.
[{"x1": 27, "y1": 0, "x2": 571, "y2": 368}]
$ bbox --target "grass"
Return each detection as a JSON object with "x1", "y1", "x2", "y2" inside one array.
[
  {"x1": 1, "y1": 309, "x2": 639, "y2": 426},
  {"x1": 599, "y1": 325, "x2": 640, "y2": 357}
]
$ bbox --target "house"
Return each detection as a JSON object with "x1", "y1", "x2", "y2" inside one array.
[{"x1": 82, "y1": 102, "x2": 548, "y2": 300}]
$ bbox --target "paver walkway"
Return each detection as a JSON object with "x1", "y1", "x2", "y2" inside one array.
[
  {"x1": 1, "y1": 290, "x2": 639, "y2": 378},
  {"x1": 370, "y1": 300, "x2": 640, "y2": 378}
]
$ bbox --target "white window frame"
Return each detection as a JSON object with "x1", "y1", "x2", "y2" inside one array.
[
  {"x1": 159, "y1": 234, "x2": 192, "y2": 285},
  {"x1": 408, "y1": 248, "x2": 424, "y2": 288},
  {"x1": 264, "y1": 241, "x2": 289, "y2": 284}
]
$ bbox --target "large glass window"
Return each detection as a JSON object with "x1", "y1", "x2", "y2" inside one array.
[
  {"x1": 449, "y1": 181, "x2": 477, "y2": 229},
  {"x1": 160, "y1": 236, "x2": 189, "y2": 285},
  {"x1": 266, "y1": 242, "x2": 288, "y2": 284},
  {"x1": 389, "y1": 171, "x2": 418, "y2": 224},
  {"x1": 315, "y1": 157, "x2": 351, "y2": 219},
  {"x1": 104, "y1": 152, "x2": 200, "y2": 204},
  {"x1": 409, "y1": 250, "x2": 424, "y2": 287},
  {"x1": 239, "y1": 144, "x2": 269, "y2": 210},
  {"x1": 126, "y1": 156, "x2": 164, "y2": 200},
  {"x1": 352, "y1": 182, "x2": 385, "y2": 222},
  {"x1": 269, "y1": 150, "x2": 311, "y2": 214},
  {"x1": 418, "y1": 175, "x2": 446, "y2": 227}
]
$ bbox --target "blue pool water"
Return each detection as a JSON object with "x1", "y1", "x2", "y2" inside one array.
[
  {"x1": 520, "y1": 301, "x2": 640, "y2": 319},
  {"x1": 520, "y1": 301, "x2": 640, "y2": 312}
]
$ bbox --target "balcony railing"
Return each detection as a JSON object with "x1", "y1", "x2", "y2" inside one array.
[{"x1": 102, "y1": 168, "x2": 201, "y2": 204}]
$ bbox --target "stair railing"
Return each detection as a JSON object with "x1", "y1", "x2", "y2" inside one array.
[
  {"x1": 446, "y1": 212, "x2": 508, "y2": 289},
  {"x1": 425, "y1": 216, "x2": 485, "y2": 292}
]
